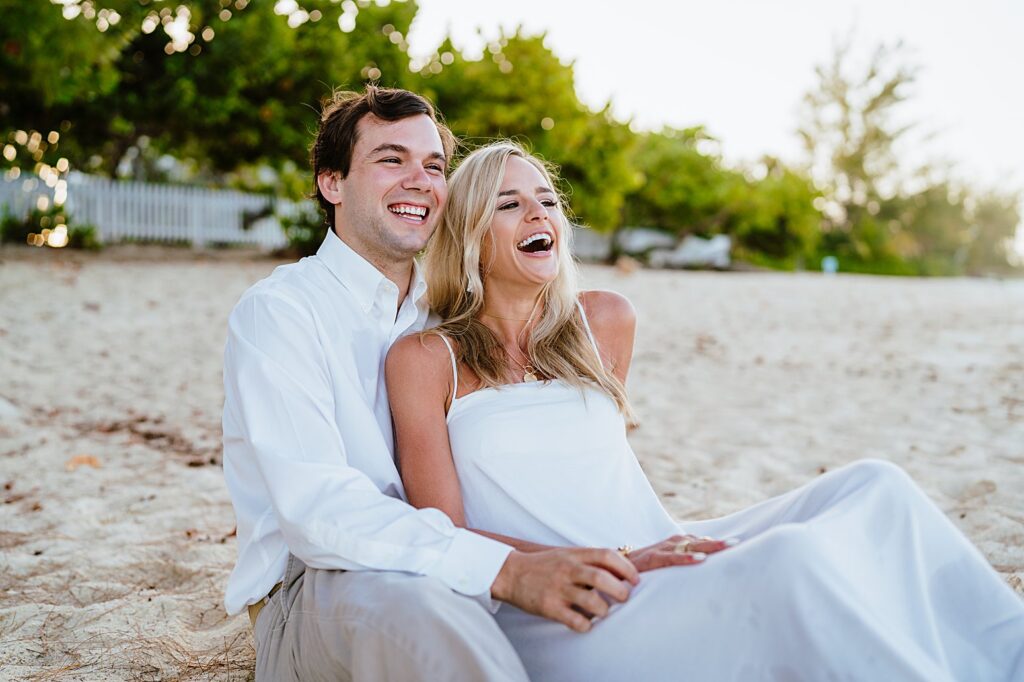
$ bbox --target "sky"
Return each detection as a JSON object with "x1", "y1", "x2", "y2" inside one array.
[{"x1": 407, "y1": 0, "x2": 1024, "y2": 197}]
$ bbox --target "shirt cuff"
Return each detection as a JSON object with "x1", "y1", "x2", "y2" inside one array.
[{"x1": 433, "y1": 529, "x2": 513, "y2": 614}]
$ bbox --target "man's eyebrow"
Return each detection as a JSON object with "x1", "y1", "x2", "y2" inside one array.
[
  {"x1": 368, "y1": 143, "x2": 447, "y2": 164},
  {"x1": 497, "y1": 186, "x2": 555, "y2": 197},
  {"x1": 368, "y1": 143, "x2": 407, "y2": 155}
]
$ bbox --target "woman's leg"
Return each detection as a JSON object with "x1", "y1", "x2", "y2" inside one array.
[
  {"x1": 499, "y1": 460, "x2": 1023, "y2": 682},
  {"x1": 684, "y1": 459, "x2": 1024, "y2": 680},
  {"x1": 499, "y1": 520, "x2": 951, "y2": 682}
]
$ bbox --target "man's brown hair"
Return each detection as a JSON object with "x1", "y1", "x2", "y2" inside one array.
[{"x1": 311, "y1": 85, "x2": 456, "y2": 230}]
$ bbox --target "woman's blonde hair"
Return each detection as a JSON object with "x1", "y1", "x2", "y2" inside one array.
[{"x1": 423, "y1": 141, "x2": 634, "y2": 421}]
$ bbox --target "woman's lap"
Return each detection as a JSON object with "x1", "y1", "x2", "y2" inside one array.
[{"x1": 498, "y1": 460, "x2": 1023, "y2": 681}]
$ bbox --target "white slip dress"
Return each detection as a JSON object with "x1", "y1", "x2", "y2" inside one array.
[{"x1": 436, "y1": 305, "x2": 1024, "y2": 682}]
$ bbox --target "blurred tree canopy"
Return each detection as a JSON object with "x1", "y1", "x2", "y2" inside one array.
[
  {"x1": 621, "y1": 129, "x2": 820, "y2": 265},
  {"x1": 1, "y1": 0, "x2": 1018, "y2": 273},
  {"x1": 412, "y1": 31, "x2": 638, "y2": 232},
  {"x1": 0, "y1": 0, "x2": 418, "y2": 178},
  {"x1": 798, "y1": 40, "x2": 1020, "y2": 275}
]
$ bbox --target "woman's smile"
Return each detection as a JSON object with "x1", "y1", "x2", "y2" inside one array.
[{"x1": 515, "y1": 230, "x2": 555, "y2": 256}]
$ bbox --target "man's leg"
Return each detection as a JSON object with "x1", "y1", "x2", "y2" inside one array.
[{"x1": 254, "y1": 555, "x2": 529, "y2": 682}]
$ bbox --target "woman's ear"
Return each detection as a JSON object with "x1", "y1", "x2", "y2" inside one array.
[{"x1": 317, "y1": 171, "x2": 343, "y2": 206}]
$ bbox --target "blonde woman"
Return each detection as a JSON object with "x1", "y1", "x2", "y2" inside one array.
[{"x1": 385, "y1": 142, "x2": 1024, "y2": 681}]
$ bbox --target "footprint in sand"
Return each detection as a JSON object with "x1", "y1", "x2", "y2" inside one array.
[{"x1": 961, "y1": 480, "x2": 997, "y2": 501}]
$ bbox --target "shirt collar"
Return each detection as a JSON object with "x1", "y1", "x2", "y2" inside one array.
[
  {"x1": 409, "y1": 256, "x2": 428, "y2": 306},
  {"x1": 316, "y1": 229, "x2": 428, "y2": 313}
]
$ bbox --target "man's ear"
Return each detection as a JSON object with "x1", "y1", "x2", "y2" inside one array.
[{"x1": 317, "y1": 171, "x2": 343, "y2": 206}]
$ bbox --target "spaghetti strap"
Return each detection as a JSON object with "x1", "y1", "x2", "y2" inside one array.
[
  {"x1": 576, "y1": 299, "x2": 603, "y2": 368},
  {"x1": 438, "y1": 334, "x2": 459, "y2": 406}
]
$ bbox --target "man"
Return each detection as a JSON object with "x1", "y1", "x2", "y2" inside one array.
[{"x1": 222, "y1": 86, "x2": 640, "y2": 681}]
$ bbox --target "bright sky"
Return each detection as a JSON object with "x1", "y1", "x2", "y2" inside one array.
[{"x1": 408, "y1": 0, "x2": 1024, "y2": 198}]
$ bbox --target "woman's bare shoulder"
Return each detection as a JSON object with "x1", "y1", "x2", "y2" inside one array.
[
  {"x1": 385, "y1": 331, "x2": 456, "y2": 387},
  {"x1": 579, "y1": 289, "x2": 637, "y2": 330}
]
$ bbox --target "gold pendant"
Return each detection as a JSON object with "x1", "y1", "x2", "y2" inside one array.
[{"x1": 523, "y1": 366, "x2": 539, "y2": 382}]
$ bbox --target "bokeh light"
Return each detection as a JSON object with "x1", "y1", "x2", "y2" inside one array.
[
  {"x1": 47, "y1": 225, "x2": 70, "y2": 248},
  {"x1": 164, "y1": 6, "x2": 196, "y2": 53}
]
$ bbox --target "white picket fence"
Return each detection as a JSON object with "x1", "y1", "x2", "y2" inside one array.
[{"x1": 0, "y1": 171, "x2": 310, "y2": 249}]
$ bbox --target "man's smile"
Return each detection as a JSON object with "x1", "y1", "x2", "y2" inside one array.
[{"x1": 388, "y1": 202, "x2": 430, "y2": 223}]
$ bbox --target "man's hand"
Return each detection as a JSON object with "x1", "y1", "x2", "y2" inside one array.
[
  {"x1": 626, "y1": 534, "x2": 737, "y2": 573},
  {"x1": 491, "y1": 548, "x2": 639, "y2": 633}
]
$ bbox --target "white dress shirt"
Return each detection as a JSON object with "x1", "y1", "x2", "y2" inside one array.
[{"x1": 222, "y1": 230, "x2": 512, "y2": 615}]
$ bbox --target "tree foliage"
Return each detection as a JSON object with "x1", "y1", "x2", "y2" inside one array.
[
  {"x1": 623, "y1": 129, "x2": 820, "y2": 262},
  {"x1": 624, "y1": 127, "x2": 735, "y2": 236},
  {"x1": 2, "y1": 3, "x2": 1017, "y2": 272},
  {"x1": 732, "y1": 160, "x2": 821, "y2": 263},
  {"x1": 798, "y1": 39, "x2": 1020, "y2": 274},
  {"x1": 1, "y1": 0, "x2": 419, "y2": 178},
  {"x1": 412, "y1": 31, "x2": 638, "y2": 232}
]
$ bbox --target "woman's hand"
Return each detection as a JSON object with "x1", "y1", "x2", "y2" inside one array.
[{"x1": 625, "y1": 534, "x2": 737, "y2": 572}]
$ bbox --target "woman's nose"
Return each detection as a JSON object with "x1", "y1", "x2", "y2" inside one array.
[{"x1": 524, "y1": 198, "x2": 547, "y2": 222}]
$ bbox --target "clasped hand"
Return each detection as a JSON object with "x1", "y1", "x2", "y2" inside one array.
[{"x1": 493, "y1": 534, "x2": 736, "y2": 633}]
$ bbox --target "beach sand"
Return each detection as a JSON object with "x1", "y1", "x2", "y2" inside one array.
[{"x1": 1, "y1": 246, "x2": 1021, "y2": 680}]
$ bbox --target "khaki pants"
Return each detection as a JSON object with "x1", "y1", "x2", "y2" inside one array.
[{"x1": 253, "y1": 555, "x2": 529, "y2": 681}]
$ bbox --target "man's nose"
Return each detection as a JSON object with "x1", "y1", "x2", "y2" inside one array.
[{"x1": 402, "y1": 164, "x2": 431, "y2": 191}]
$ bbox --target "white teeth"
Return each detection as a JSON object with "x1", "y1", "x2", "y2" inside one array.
[
  {"x1": 516, "y1": 232, "x2": 553, "y2": 249},
  {"x1": 389, "y1": 205, "x2": 427, "y2": 217}
]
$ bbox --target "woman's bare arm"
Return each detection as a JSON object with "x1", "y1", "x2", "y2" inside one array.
[
  {"x1": 386, "y1": 334, "x2": 552, "y2": 552},
  {"x1": 580, "y1": 289, "x2": 637, "y2": 385},
  {"x1": 385, "y1": 333, "x2": 468, "y2": 525},
  {"x1": 472, "y1": 529, "x2": 551, "y2": 553}
]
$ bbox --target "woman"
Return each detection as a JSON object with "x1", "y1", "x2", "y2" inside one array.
[{"x1": 385, "y1": 142, "x2": 1024, "y2": 681}]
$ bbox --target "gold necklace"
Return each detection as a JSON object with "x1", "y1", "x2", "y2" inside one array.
[{"x1": 505, "y1": 348, "x2": 539, "y2": 383}]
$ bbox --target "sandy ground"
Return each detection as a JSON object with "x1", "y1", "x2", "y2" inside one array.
[{"x1": 1, "y1": 246, "x2": 1021, "y2": 680}]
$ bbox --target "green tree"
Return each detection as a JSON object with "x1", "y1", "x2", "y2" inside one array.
[
  {"x1": 623, "y1": 129, "x2": 821, "y2": 264},
  {"x1": 0, "y1": 0, "x2": 135, "y2": 117},
  {"x1": 2, "y1": 0, "x2": 419, "y2": 182},
  {"x1": 799, "y1": 39, "x2": 1022, "y2": 274},
  {"x1": 0, "y1": 0, "x2": 136, "y2": 177},
  {"x1": 962, "y1": 191, "x2": 1021, "y2": 274},
  {"x1": 732, "y1": 159, "x2": 821, "y2": 264},
  {"x1": 413, "y1": 30, "x2": 638, "y2": 232},
  {"x1": 797, "y1": 39, "x2": 918, "y2": 265},
  {"x1": 622, "y1": 126, "x2": 734, "y2": 236}
]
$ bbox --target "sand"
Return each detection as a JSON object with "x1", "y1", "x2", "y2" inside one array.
[{"x1": 1, "y1": 246, "x2": 1021, "y2": 680}]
